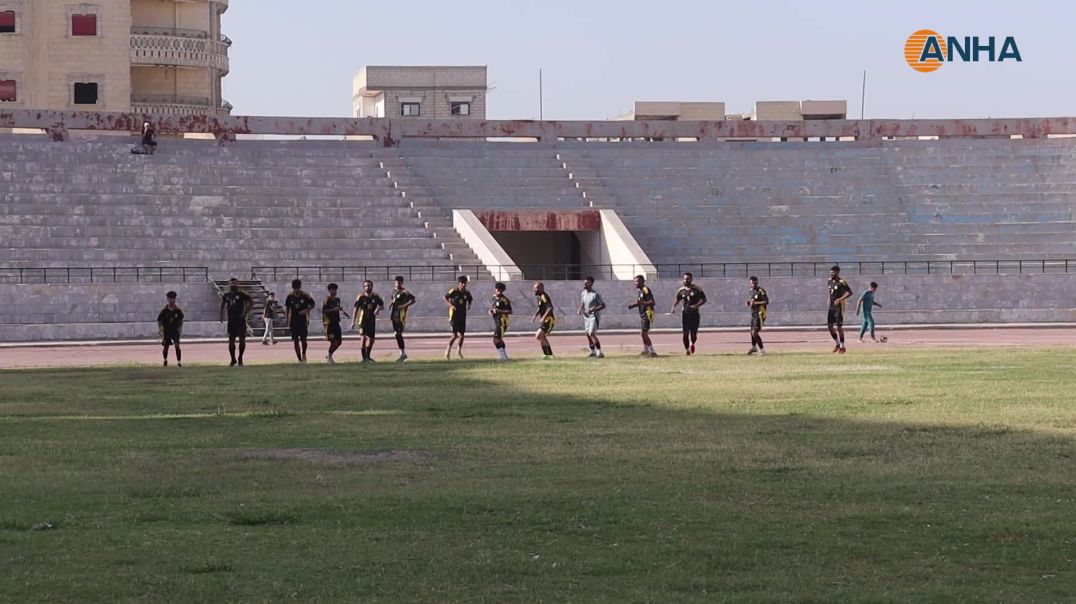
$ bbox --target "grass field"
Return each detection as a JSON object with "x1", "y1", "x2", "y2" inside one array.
[{"x1": 1, "y1": 348, "x2": 1074, "y2": 602}]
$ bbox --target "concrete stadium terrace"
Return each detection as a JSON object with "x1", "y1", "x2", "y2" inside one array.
[{"x1": 4, "y1": 110, "x2": 1076, "y2": 143}]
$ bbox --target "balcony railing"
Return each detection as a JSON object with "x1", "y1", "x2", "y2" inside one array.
[
  {"x1": 131, "y1": 26, "x2": 208, "y2": 39},
  {"x1": 130, "y1": 29, "x2": 229, "y2": 74},
  {"x1": 132, "y1": 94, "x2": 232, "y2": 116}
]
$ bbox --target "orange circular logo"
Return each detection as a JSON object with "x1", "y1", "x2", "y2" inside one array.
[{"x1": 905, "y1": 29, "x2": 947, "y2": 72}]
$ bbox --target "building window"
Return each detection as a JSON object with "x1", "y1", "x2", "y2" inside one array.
[
  {"x1": 0, "y1": 11, "x2": 15, "y2": 33},
  {"x1": 0, "y1": 80, "x2": 15, "y2": 102},
  {"x1": 71, "y1": 14, "x2": 97, "y2": 36},
  {"x1": 450, "y1": 101, "x2": 471, "y2": 116},
  {"x1": 401, "y1": 102, "x2": 420, "y2": 117},
  {"x1": 74, "y1": 82, "x2": 98, "y2": 105}
]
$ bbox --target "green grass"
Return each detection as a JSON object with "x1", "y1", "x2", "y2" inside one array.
[{"x1": 1, "y1": 348, "x2": 1074, "y2": 602}]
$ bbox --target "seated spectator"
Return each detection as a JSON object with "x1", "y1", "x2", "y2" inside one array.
[{"x1": 140, "y1": 121, "x2": 157, "y2": 155}]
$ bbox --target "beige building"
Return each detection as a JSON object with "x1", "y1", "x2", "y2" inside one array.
[
  {"x1": 752, "y1": 100, "x2": 847, "y2": 120},
  {"x1": 617, "y1": 100, "x2": 847, "y2": 121},
  {"x1": 618, "y1": 101, "x2": 726, "y2": 121},
  {"x1": 353, "y1": 66, "x2": 487, "y2": 119},
  {"x1": 0, "y1": 0, "x2": 230, "y2": 115}
]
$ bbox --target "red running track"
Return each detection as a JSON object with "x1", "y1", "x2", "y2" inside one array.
[{"x1": 0, "y1": 326, "x2": 1073, "y2": 369}]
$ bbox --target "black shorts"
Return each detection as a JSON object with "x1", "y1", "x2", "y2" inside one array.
[
  {"x1": 682, "y1": 311, "x2": 701, "y2": 333},
  {"x1": 827, "y1": 307, "x2": 844, "y2": 327},
  {"x1": 290, "y1": 320, "x2": 309, "y2": 340},
  {"x1": 391, "y1": 310, "x2": 407, "y2": 334},
  {"x1": 493, "y1": 315, "x2": 508, "y2": 339},
  {"x1": 639, "y1": 310, "x2": 654, "y2": 333},
  {"x1": 450, "y1": 314, "x2": 467, "y2": 335},
  {"x1": 162, "y1": 331, "x2": 181, "y2": 346},
  {"x1": 227, "y1": 318, "x2": 247, "y2": 339},
  {"x1": 359, "y1": 316, "x2": 377, "y2": 337},
  {"x1": 751, "y1": 314, "x2": 764, "y2": 332},
  {"x1": 324, "y1": 322, "x2": 342, "y2": 342},
  {"x1": 538, "y1": 317, "x2": 556, "y2": 335}
]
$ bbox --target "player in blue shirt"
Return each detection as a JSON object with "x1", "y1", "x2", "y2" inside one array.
[{"x1": 856, "y1": 281, "x2": 883, "y2": 343}]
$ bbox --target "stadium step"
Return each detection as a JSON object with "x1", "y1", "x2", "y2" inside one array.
[{"x1": 377, "y1": 158, "x2": 490, "y2": 276}]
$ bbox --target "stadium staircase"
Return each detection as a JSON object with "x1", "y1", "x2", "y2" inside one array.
[
  {"x1": 211, "y1": 278, "x2": 283, "y2": 338},
  {"x1": 371, "y1": 153, "x2": 490, "y2": 275},
  {"x1": 555, "y1": 150, "x2": 622, "y2": 212},
  {"x1": 397, "y1": 144, "x2": 593, "y2": 213}
]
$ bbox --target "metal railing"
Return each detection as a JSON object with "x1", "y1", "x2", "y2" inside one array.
[
  {"x1": 253, "y1": 260, "x2": 1076, "y2": 282},
  {"x1": 1, "y1": 267, "x2": 209, "y2": 285},
  {"x1": 131, "y1": 94, "x2": 213, "y2": 107},
  {"x1": 131, "y1": 26, "x2": 210, "y2": 39},
  {"x1": 252, "y1": 266, "x2": 487, "y2": 283},
  {"x1": 253, "y1": 259, "x2": 1076, "y2": 282},
  {"x1": 2, "y1": 261, "x2": 1068, "y2": 285},
  {"x1": 651, "y1": 260, "x2": 1076, "y2": 278}
]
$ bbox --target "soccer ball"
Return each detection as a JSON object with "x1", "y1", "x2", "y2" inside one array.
[{"x1": 880, "y1": 336, "x2": 888, "y2": 343}]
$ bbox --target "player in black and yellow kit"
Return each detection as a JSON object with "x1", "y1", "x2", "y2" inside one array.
[
  {"x1": 671, "y1": 272, "x2": 707, "y2": 355},
  {"x1": 489, "y1": 282, "x2": 513, "y2": 361},
  {"x1": 157, "y1": 290, "x2": 184, "y2": 367},
  {"x1": 389, "y1": 276, "x2": 416, "y2": 363},
  {"x1": 827, "y1": 265, "x2": 853, "y2": 354},
  {"x1": 322, "y1": 283, "x2": 348, "y2": 364},
  {"x1": 284, "y1": 278, "x2": 316, "y2": 363},
  {"x1": 532, "y1": 282, "x2": 556, "y2": 359},
  {"x1": 219, "y1": 277, "x2": 252, "y2": 366},
  {"x1": 628, "y1": 275, "x2": 658, "y2": 357},
  {"x1": 352, "y1": 280, "x2": 384, "y2": 362},
  {"x1": 746, "y1": 276, "x2": 770, "y2": 355},
  {"x1": 443, "y1": 276, "x2": 473, "y2": 359}
]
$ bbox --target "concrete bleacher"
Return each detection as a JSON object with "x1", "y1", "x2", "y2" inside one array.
[
  {"x1": 557, "y1": 138, "x2": 1076, "y2": 263},
  {"x1": 4, "y1": 134, "x2": 1076, "y2": 341},
  {"x1": 0, "y1": 136, "x2": 472, "y2": 276},
  {"x1": 398, "y1": 144, "x2": 586, "y2": 210}
]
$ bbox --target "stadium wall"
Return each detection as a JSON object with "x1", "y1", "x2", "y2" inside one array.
[{"x1": 3, "y1": 275, "x2": 1074, "y2": 342}]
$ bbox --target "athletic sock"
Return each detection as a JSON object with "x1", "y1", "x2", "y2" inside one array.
[
  {"x1": 175, "y1": 347, "x2": 182, "y2": 362},
  {"x1": 542, "y1": 345, "x2": 553, "y2": 356}
]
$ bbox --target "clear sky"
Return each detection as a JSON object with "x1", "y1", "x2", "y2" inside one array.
[{"x1": 221, "y1": 0, "x2": 1076, "y2": 120}]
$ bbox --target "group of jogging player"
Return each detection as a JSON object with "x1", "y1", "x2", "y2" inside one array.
[{"x1": 155, "y1": 266, "x2": 882, "y2": 366}]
